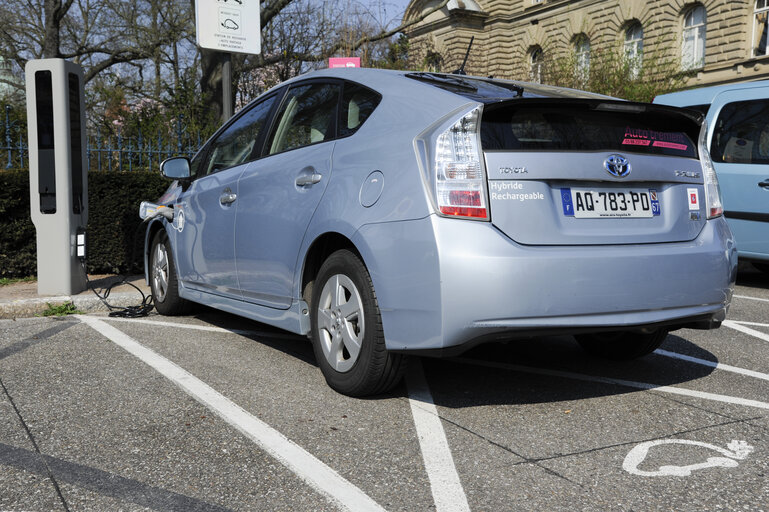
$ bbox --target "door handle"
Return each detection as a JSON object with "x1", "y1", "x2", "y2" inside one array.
[
  {"x1": 295, "y1": 173, "x2": 322, "y2": 186},
  {"x1": 759, "y1": 179, "x2": 769, "y2": 189},
  {"x1": 219, "y1": 190, "x2": 237, "y2": 205}
]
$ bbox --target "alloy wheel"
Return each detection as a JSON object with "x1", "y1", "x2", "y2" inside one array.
[{"x1": 316, "y1": 274, "x2": 364, "y2": 373}]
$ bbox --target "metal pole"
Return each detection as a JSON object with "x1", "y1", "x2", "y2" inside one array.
[
  {"x1": 5, "y1": 105, "x2": 12, "y2": 170},
  {"x1": 177, "y1": 114, "x2": 184, "y2": 155},
  {"x1": 222, "y1": 52, "x2": 232, "y2": 121}
]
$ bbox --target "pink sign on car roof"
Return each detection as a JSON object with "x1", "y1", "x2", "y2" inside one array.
[{"x1": 329, "y1": 57, "x2": 360, "y2": 68}]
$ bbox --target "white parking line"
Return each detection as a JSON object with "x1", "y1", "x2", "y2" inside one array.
[
  {"x1": 734, "y1": 294, "x2": 769, "y2": 303},
  {"x1": 78, "y1": 315, "x2": 385, "y2": 512},
  {"x1": 406, "y1": 361, "x2": 471, "y2": 512},
  {"x1": 104, "y1": 316, "x2": 300, "y2": 339},
  {"x1": 452, "y1": 358, "x2": 769, "y2": 411},
  {"x1": 723, "y1": 320, "x2": 769, "y2": 344},
  {"x1": 655, "y1": 349, "x2": 769, "y2": 383},
  {"x1": 727, "y1": 321, "x2": 769, "y2": 328}
]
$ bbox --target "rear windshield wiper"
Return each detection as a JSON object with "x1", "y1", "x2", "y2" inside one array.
[{"x1": 483, "y1": 79, "x2": 524, "y2": 98}]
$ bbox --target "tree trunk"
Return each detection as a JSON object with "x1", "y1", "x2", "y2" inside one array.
[
  {"x1": 190, "y1": 0, "x2": 224, "y2": 122},
  {"x1": 42, "y1": 0, "x2": 63, "y2": 58},
  {"x1": 152, "y1": 3, "x2": 162, "y2": 98},
  {"x1": 200, "y1": 50, "x2": 225, "y2": 123}
]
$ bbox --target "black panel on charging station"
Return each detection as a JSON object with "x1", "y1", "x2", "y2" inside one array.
[
  {"x1": 68, "y1": 72, "x2": 83, "y2": 215},
  {"x1": 35, "y1": 70, "x2": 56, "y2": 214}
]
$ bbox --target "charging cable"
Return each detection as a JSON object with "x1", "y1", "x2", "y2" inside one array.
[{"x1": 83, "y1": 203, "x2": 173, "y2": 318}]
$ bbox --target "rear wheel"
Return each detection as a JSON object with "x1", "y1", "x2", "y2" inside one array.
[
  {"x1": 310, "y1": 250, "x2": 406, "y2": 396},
  {"x1": 575, "y1": 329, "x2": 668, "y2": 360},
  {"x1": 150, "y1": 230, "x2": 190, "y2": 316}
]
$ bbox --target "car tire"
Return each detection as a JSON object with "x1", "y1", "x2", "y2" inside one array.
[
  {"x1": 575, "y1": 329, "x2": 668, "y2": 360},
  {"x1": 310, "y1": 250, "x2": 407, "y2": 397},
  {"x1": 150, "y1": 229, "x2": 191, "y2": 316}
]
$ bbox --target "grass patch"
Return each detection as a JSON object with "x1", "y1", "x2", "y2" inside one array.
[
  {"x1": 0, "y1": 276, "x2": 36, "y2": 286},
  {"x1": 40, "y1": 302, "x2": 84, "y2": 317}
]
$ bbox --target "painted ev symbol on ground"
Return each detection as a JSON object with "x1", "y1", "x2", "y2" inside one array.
[{"x1": 623, "y1": 439, "x2": 755, "y2": 477}]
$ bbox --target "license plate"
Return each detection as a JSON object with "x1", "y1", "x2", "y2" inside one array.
[{"x1": 561, "y1": 188, "x2": 661, "y2": 218}]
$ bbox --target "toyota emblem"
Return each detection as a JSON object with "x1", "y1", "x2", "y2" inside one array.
[{"x1": 604, "y1": 154, "x2": 631, "y2": 178}]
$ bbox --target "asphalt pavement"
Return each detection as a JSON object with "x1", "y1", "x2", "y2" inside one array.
[{"x1": 0, "y1": 268, "x2": 768, "y2": 511}]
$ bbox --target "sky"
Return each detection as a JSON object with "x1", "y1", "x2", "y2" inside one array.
[{"x1": 374, "y1": 0, "x2": 414, "y2": 28}]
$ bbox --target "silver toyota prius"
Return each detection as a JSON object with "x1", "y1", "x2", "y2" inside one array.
[{"x1": 141, "y1": 68, "x2": 736, "y2": 396}]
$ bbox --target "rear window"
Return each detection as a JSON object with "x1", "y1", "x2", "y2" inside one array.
[
  {"x1": 481, "y1": 103, "x2": 699, "y2": 158},
  {"x1": 709, "y1": 99, "x2": 769, "y2": 165}
]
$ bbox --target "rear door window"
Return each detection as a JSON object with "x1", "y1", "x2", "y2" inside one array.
[
  {"x1": 481, "y1": 103, "x2": 699, "y2": 158},
  {"x1": 267, "y1": 82, "x2": 340, "y2": 155},
  {"x1": 709, "y1": 99, "x2": 769, "y2": 164},
  {"x1": 339, "y1": 82, "x2": 381, "y2": 137}
]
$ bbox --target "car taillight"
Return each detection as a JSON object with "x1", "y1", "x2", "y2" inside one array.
[
  {"x1": 698, "y1": 120, "x2": 723, "y2": 219},
  {"x1": 434, "y1": 106, "x2": 488, "y2": 219}
]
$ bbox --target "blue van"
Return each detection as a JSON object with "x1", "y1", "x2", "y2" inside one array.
[{"x1": 656, "y1": 81, "x2": 769, "y2": 272}]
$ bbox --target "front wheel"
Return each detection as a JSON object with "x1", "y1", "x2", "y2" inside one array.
[
  {"x1": 575, "y1": 329, "x2": 668, "y2": 360},
  {"x1": 150, "y1": 229, "x2": 191, "y2": 316},
  {"x1": 310, "y1": 250, "x2": 406, "y2": 396}
]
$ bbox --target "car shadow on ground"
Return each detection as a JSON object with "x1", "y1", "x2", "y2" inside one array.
[
  {"x1": 419, "y1": 333, "x2": 717, "y2": 409},
  {"x1": 736, "y1": 266, "x2": 769, "y2": 289},
  {"x1": 187, "y1": 306, "x2": 719, "y2": 408},
  {"x1": 191, "y1": 306, "x2": 318, "y2": 366}
]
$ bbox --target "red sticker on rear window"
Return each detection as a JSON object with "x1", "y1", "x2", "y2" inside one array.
[
  {"x1": 623, "y1": 127, "x2": 691, "y2": 152},
  {"x1": 622, "y1": 138, "x2": 651, "y2": 147},
  {"x1": 652, "y1": 140, "x2": 689, "y2": 151}
]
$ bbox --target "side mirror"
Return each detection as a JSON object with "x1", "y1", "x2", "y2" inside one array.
[{"x1": 160, "y1": 157, "x2": 191, "y2": 179}]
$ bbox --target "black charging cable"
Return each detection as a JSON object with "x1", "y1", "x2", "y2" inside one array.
[{"x1": 81, "y1": 215, "x2": 160, "y2": 318}]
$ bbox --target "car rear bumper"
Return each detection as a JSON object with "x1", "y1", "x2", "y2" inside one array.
[{"x1": 355, "y1": 214, "x2": 737, "y2": 353}]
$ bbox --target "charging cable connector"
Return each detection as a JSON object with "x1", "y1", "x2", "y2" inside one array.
[{"x1": 139, "y1": 201, "x2": 173, "y2": 221}]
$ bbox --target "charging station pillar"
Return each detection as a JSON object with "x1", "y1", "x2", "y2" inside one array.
[{"x1": 25, "y1": 59, "x2": 88, "y2": 295}]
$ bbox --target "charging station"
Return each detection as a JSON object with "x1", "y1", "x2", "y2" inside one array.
[{"x1": 25, "y1": 59, "x2": 88, "y2": 295}]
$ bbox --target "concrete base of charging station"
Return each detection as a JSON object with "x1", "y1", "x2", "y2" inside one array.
[{"x1": 0, "y1": 275, "x2": 151, "y2": 319}]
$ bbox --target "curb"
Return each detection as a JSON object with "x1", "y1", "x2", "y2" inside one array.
[{"x1": 0, "y1": 291, "x2": 152, "y2": 319}]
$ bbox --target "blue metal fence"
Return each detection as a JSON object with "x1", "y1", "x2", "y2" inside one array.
[{"x1": 2, "y1": 105, "x2": 205, "y2": 172}]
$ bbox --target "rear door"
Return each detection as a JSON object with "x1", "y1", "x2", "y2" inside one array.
[
  {"x1": 481, "y1": 100, "x2": 706, "y2": 246},
  {"x1": 234, "y1": 81, "x2": 340, "y2": 309},
  {"x1": 706, "y1": 89, "x2": 769, "y2": 260}
]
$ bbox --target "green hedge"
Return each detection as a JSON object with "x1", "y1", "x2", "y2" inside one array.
[
  {"x1": 0, "y1": 170, "x2": 170, "y2": 278},
  {"x1": 0, "y1": 171, "x2": 37, "y2": 278}
]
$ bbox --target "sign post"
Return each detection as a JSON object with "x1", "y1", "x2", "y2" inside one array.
[{"x1": 195, "y1": 0, "x2": 261, "y2": 120}]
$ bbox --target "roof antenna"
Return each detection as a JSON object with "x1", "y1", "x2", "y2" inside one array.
[{"x1": 452, "y1": 36, "x2": 474, "y2": 75}]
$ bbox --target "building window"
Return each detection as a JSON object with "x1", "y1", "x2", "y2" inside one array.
[
  {"x1": 624, "y1": 22, "x2": 643, "y2": 78},
  {"x1": 574, "y1": 35, "x2": 590, "y2": 82},
  {"x1": 755, "y1": 0, "x2": 769, "y2": 56},
  {"x1": 529, "y1": 46, "x2": 544, "y2": 83},
  {"x1": 682, "y1": 5, "x2": 707, "y2": 69}
]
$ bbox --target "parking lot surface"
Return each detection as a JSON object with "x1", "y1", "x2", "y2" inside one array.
[{"x1": 1, "y1": 269, "x2": 768, "y2": 511}]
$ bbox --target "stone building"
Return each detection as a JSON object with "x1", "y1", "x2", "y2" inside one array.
[
  {"x1": 403, "y1": 0, "x2": 769, "y2": 88},
  {"x1": 0, "y1": 57, "x2": 21, "y2": 98}
]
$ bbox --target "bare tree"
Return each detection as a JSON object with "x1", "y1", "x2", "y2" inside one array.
[
  {"x1": 0, "y1": 0, "x2": 450, "y2": 122},
  {"x1": 196, "y1": 0, "x2": 451, "y2": 120},
  {"x1": 0, "y1": 0, "x2": 189, "y2": 86}
]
